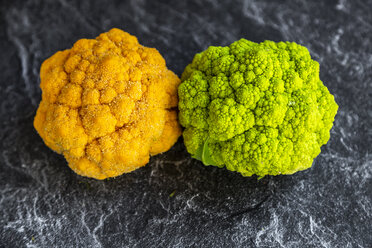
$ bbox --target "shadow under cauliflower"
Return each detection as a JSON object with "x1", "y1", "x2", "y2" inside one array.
[
  {"x1": 179, "y1": 39, "x2": 338, "y2": 177},
  {"x1": 34, "y1": 28, "x2": 181, "y2": 180}
]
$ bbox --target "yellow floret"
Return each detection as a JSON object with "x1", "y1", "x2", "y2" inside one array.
[{"x1": 34, "y1": 28, "x2": 181, "y2": 179}]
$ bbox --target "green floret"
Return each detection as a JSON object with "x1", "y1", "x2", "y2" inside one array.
[{"x1": 178, "y1": 39, "x2": 338, "y2": 177}]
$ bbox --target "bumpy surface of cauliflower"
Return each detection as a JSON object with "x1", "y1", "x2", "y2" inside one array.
[
  {"x1": 34, "y1": 28, "x2": 181, "y2": 179},
  {"x1": 179, "y1": 39, "x2": 338, "y2": 177}
]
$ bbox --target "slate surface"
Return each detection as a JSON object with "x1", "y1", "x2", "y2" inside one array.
[{"x1": 0, "y1": 0, "x2": 371, "y2": 247}]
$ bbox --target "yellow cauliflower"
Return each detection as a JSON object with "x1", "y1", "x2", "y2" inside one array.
[{"x1": 34, "y1": 28, "x2": 181, "y2": 179}]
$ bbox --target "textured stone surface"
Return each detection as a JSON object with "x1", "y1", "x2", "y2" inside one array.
[{"x1": 0, "y1": 0, "x2": 371, "y2": 247}]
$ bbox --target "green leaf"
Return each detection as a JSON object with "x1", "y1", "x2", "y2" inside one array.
[
  {"x1": 192, "y1": 142, "x2": 204, "y2": 161},
  {"x1": 192, "y1": 137, "x2": 216, "y2": 166},
  {"x1": 169, "y1": 190, "x2": 176, "y2": 198}
]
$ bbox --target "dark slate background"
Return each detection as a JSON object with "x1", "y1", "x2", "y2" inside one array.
[{"x1": 1, "y1": 0, "x2": 371, "y2": 247}]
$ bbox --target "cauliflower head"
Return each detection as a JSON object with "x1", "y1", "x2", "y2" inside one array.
[
  {"x1": 34, "y1": 28, "x2": 181, "y2": 179},
  {"x1": 179, "y1": 39, "x2": 338, "y2": 177}
]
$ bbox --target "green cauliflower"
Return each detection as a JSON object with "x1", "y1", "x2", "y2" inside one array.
[{"x1": 178, "y1": 39, "x2": 338, "y2": 177}]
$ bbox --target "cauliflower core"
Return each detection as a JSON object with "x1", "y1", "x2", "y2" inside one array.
[
  {"x1": 34, "y1": 28, "x2": 181, "y2": 179},
  {"x1": 179, "y1": 39, "x2": 338, "y2": 177}
]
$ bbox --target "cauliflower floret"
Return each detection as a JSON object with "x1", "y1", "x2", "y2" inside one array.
[
  {"x1": 34, "y1": 28, "x2": 181, "y2": 179},
  {"x1": 179, "y1": 39, "x2": 338, "y2": 177}
]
